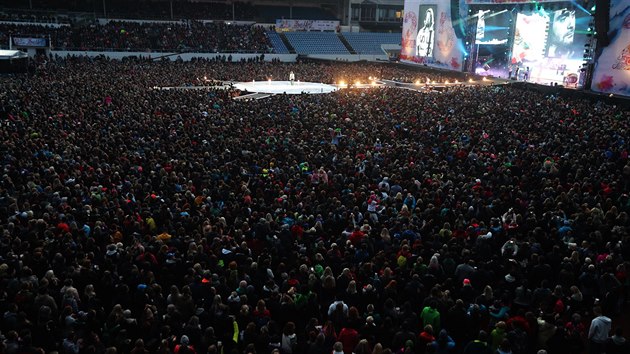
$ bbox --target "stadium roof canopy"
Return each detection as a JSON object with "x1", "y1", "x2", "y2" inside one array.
[{"x1": 0, "y1": 50, "x2": 28, "y2": 60}]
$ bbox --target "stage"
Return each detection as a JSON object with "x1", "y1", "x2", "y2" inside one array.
[
  {"x1": 233, "y1": 80, "x2": 338, "y2": 95},
  {"x1": 155, "y1": 77, "x2": 509, "y2": 100}
]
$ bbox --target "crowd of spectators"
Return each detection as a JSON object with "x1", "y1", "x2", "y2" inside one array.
[
  {"x1": 0, "y1": 1, "x2": 256, "y2": 21},
  {"x1": 0, "y1": 21, "x2": 272, "y2": 53},
  {"x1": 0, "y1": 56, "x2": 629, "y2": 354},
  {"x1": 117, "y1": 58, "x2": 457, "y2": 88},
  {"x1": 0, "y1": 11, "x2": 67, "y2": 24}
]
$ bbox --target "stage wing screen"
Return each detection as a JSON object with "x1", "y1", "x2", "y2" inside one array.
[
  {"x1": 511, "y1": 12, "x2": 549, "y2": 64},
  {"x1": 475, "y1": 10, "x2": 511, "y2": 45}
]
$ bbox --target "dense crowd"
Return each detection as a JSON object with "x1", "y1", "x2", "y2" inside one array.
[
  {"x1": 0, "y1": 57, "x2": 629, "y2": 354},
  {"x1": 0, "y1": 11, "x2": 66, "y2": 24},
  {"x1": 0, "y1": 21, "x2": 272, "y2": 53},
  {"x1": 0, "y1": 1, "x2": 257, "y2": 21}
]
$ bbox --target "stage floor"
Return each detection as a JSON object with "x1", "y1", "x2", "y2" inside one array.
[{"x1": 233, "y1": 80, "x2": 338, "y2": 95}]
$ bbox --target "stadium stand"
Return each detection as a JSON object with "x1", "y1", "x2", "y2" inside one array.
[
  {"x1": 0, "y1": 21, "x2": 273, "y2": 53},
  {"x1": 265, "y1": 31, "x2": 290, "y2": 54},
  {"x1": 341, "y1": 32, "x2": 401, "y2": 55},
  {"x1": 256, "y1": 5, "x2": 337, "y2": 22},
  {"x1": 284, "y1": 31, "x2": 349, "y2": 55}
]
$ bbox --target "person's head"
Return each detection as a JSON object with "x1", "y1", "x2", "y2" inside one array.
[
  {"x1": 424, "y1": 8, "x2": 434, "y2": 28},
  {"x1": 437, "y1": 329, "x2": 449, "y2": 346},
  {"x1": 180, "y1": 335, "x2": 189, "y2": 345},
  {"x1": 551, "y1": 9, "x2": 575, "y2": 45},
  {"x1": 496, "y1": 321, "x2": 507, "y2": 331}
]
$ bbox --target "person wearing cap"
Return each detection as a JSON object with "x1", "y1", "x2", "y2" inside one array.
[
  {"x1": 460, "y1": 278, "x2": 475, "y2": 304},
  {"x1": 174, "y1": 335, "x2": 196, "y2": 354}
]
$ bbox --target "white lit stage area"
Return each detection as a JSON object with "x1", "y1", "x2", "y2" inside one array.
[
  {"x1": 233, "y1": 80, "x2": 338, "y2": 95},
  {"x1": 155, "y1": 77, "x2": 506, "y2": 100}
]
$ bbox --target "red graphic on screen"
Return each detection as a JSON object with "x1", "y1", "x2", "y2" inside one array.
[
  {"x1": 596, "y1": 75, "x2": 614, "y2": 91},
  {"x1": 451, "y1": 57, "x2": 460, "y2": 69}
]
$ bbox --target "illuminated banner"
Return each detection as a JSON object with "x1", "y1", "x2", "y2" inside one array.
[
  {"x1": 466, "y1": 0, "x2": 571, "y2": 4},
  {"x1": 12, "y1": 37, "x2": 47, "y2": 47},
  {"x1": 591, "y1": 0, "x2": 630, "y2": 96},
  {"x1": 275, "y1": 19, "x2": 339, "y2": 32}
]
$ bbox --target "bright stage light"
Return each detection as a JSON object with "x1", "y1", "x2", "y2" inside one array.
[
  {"x1": 371, "y1": 81, "x2": 377, "y2": 86},
  {"x1": 482, "y1": 77, "x2": 488, "y2": 81},
  {"x1": 339, "y1": 80, "x2": 345, "y2": 87},
  {"x1": 455, "y1": 80, "x2": 459, "y2": 84},
  {"x1": 445, "y1": 80, "x2": 449, "y2": 84},
  {"x1": 355, "y1": 80, "x2": 361, "y2": 86},
  {"x1": 469, "y1": 79, "x2": 474, "y2": 83},
  {"x1": 415, "y1": 80, "x2": 420, "y2": 85},
  {"x1": 204, "y1": 76, "x2": 207, "y2": 80}
]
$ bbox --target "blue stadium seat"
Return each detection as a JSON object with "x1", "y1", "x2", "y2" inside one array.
[
  {"x1": 266, "y1": 31, "x2": 290, "y2": 54},
  {"x1": 341, "y1": 32, "x2": 401, "y2": 55},
  {"x1": 284, "y1": 32, "x2": 349, "y2": 55}
]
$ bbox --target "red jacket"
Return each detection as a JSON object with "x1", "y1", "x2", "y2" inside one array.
[{"x1": 338, "y1": 327, "x2": 359, "y2": 354}]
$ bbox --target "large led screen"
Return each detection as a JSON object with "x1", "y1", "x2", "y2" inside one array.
[{"x1": 507, "y1": 8, "x2": 589, "y2": 87}]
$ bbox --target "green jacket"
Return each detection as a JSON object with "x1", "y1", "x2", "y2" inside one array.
[{"x1": 421, "y1": 306, "x2": 441, "y2": 333}]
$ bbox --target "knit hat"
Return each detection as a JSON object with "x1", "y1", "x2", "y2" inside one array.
[{"x1": 181, "y1": 335, "x2": 189, "y2": 345}]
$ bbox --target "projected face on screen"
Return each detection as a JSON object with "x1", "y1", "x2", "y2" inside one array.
[
  {"x1": 552, "y1": 9, "x2": 576, "y2": 44},
  {"x1": 547, "y1": 9, "x2": 576, "y2": 58},
  {"x1": 416, "y1": 7, "x2": 435, "y2": 57}
]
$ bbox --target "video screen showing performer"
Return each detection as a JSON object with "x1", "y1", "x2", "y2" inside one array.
[
  {"x1": 547, "y1": 9, "x2": 576, "y2": 58},
  {"x1": 416, "y1": 6, "x2": 436, "y2": 58}
]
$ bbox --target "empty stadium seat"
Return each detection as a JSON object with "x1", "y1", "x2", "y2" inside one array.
[
  {"x1": 284, "y1": 32, "x2": 349, "y2": 55},
  {"x1": 341, "y1": 32, "x2": 401, "y2": 55}
]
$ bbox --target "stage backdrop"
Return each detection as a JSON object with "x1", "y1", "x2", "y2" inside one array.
[
  {"x1": 401, "y1": 0, "x2": 465, "y2": 71},
  {"x1": 591, "y1": 0, "x2": 630, "y2": 96}
]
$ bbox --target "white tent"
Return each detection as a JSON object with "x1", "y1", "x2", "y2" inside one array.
[{"x1": 0, "y1": 50, "x2": 29, "y2": 60}]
